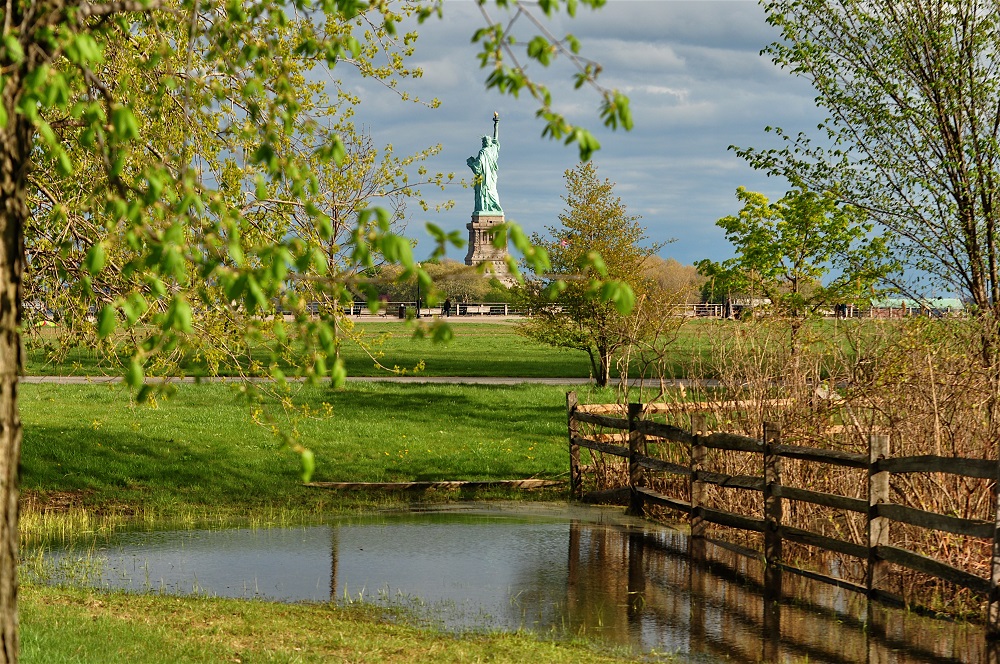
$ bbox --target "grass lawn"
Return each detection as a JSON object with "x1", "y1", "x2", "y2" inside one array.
[
  {"x1": 14, "y1": 316, "x2": 899, "y2": 662},
  {"x1": 20, "y1": 380, "x2": 617, "y2": 516},
  {"x1": 25, "y1": 322, "x2": 597, "y2": 378},
  {"x1": 18, "y1": 379, "x2": 640, "y2": 663},
  {"x1": 25, "y1": 314, "x2": 895, "y2": 383}
]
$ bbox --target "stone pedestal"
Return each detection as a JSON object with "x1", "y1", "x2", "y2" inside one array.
[{"x1": 464, "y1": 213, "x2": 513, "y2": 283}]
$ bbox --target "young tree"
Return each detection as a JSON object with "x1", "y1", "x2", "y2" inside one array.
[
  {"x1": 643, "y1": 256, "x2": 705, "y2": 305},
  {"x1": 518, "y1": 161, "x2": 654, "y2": 387},
  {"x1": 697, "y1": 186, "x2": 886, "y2": 356},
  {"x1": 0, "y1": 0, "x2": 633, "y2": 658},
  {"x1": 736, "y1": 1, "x2": 1000, "y2": 325},
  {"x1": 369, "y1": 259, "x2": 495, "y2": 303}
]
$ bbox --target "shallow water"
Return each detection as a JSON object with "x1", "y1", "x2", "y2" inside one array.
[{"x1": 25, "y1": 502, "x2": 991, "y2": 662}]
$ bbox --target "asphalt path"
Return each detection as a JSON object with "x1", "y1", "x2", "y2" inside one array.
[
  {"x1": 19, "y1": 375, "x2": 593, "y2": 385},
  {"x1": 20, "y1": 375, "x2": 711, "y2": 387}
]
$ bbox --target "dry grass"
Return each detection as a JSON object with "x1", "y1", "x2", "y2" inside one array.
[{"x1": 574, "y1": 315, "x2": 1000, "y2": 618}]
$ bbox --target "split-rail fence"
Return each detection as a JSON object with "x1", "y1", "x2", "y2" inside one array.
[{"x1": 566, "y1": 391, "x2": 1000, "y2": 636}]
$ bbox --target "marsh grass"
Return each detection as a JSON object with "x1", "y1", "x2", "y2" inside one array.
[{"x1": 571, "y1": 315, "x2": 1000, "y2": 618}]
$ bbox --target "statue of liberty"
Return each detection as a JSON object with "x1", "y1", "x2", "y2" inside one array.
[{"x1": 467, "y1": 112, "x2": 503, "y2": 214}]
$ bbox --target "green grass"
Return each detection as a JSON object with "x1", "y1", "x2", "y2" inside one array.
[
  {"x1": 21, "y1": 585, "x2": 639, "y2": 663},
  {"x1": 25, "y1": 322, "x2": 596, "y2": 378},
  {"x1": 18, "y1": 379, "x2": 641, "y2": 663},
  {"x1": 21, "y1": 381, "x2": 617, "y2": 516},
  {"x1": 339, "y1": 322, "x2": 594, "y2": 377}
]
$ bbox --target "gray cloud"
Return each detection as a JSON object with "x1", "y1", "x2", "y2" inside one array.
[{"x1": 331, "y1": 0, "x2": 824, "y2": 266}]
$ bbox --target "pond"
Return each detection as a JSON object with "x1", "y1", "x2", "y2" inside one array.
[{"x1": 24, "y1": 502, "x2": 990, "y2": 662}]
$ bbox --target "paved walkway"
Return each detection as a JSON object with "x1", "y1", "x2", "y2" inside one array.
[{"x1": 19, "y1": 375, "x2": 593, "y2": 386}]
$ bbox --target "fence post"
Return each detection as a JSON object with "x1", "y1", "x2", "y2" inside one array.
[
  {"x1": 763, "y1": 421, "x2": 783, "y2": 603},
  {"x1": 626, "y1": 402, "x2": 645, "y2": 517},
  {"x1": 567, "y1": 392, "x2": 581, "y2": 500},
  {"x1": 868, "y1": 433, "x2": 890, "y2": 599},
  {"x1": 989, "y1": 451, "x2": 1000, "y2": 638},
  {"x1": 690, "y1": 413, "x2": 708, "y2": 562}
]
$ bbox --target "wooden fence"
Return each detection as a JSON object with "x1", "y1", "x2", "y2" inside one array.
[{"x1": 566, "y1": 391, "x2": 1000, "y2": 636}]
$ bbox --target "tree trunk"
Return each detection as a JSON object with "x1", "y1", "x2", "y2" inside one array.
[
  {"x1": 0, "y1": 105, "x2": 30, "y2": 663},
  {"x1": 600, "y1": 350, "x2": 612, "y2": 389},
  {"x1": 586, "y1": 347, "x2": 609, "y2": 387}
]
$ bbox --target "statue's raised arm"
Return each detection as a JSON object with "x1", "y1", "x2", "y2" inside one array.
[{"x1": 467, "y1": 113, "x2": 503, "y2": 214}]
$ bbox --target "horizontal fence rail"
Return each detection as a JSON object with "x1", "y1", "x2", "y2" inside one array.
[{"x1": 565, "y1": 391, "x2": 1000, "y2": 636}]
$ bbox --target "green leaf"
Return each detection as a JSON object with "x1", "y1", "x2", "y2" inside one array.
[
  {"x1": 584, "y1": 250, "x2": 607, "y2": 276},
  {"x1": 125, "y1": 359, "x2": 144, "y2": 388},
  {"x1": 111, "y1": 106, "x2": 139, "y2": 141},
  {"x1": 246, "y1": 274, "x2": 267, "y2": 312},
  {"x1": 83, "y1": 243, "x2": 106, "y2": 275},
  {"x1": 173, "y1": 299, "x2": 193, "y2": 333},
  {"x1": 65, "y1": 34, "x2": 103, "y2": 64},
  {"x1": 299, "y1": 448, "x2": 315, "y2": 483},
  {"x1": 311, "y1": 247, "x2": 328, "y2": 275},
  {"x1": 97, "y1": 305, "x2": 117, "y2": 338},
  {"x1": 318, "y1": 323, "x2": 335, "y2": 355},
  {"x1": 136, "y1": 385, "x2": 153, "y2": 404},
  {"x1": 3, "y1": 36, "x2": 24, "y2": 63},
  {"x1": 330, "y1": 358, "x2": 347, "y2": 389},
  {"x1": 315, "y1": 214, "x2": 333, "y2": 241},
  {"x1": 145, "y1": 275, "x2": 167, "y2": 297},
  {"x1": 54, "y1": 147, "x2": 72, "y2": 176},
  {"x1": 600, "y1": 280, "x2": 636, "y2": 315}
]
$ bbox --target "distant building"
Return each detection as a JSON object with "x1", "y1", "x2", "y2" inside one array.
[{"x1": 869, "y1": 297, "x2": 964, "y2": 318}]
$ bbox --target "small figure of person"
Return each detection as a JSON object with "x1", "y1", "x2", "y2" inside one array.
[{"x1": 443, "y1": 298, "x2": 452, "y2": 317}]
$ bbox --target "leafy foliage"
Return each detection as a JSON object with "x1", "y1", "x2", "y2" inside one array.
[
  {"x1": 517, "y1": 161, "x2": 657, "y2": 387},
  {"x1": 2, "y1": 0, "x2": 633, "y2": 656},
  {"x1": 470, "y1": 0, "x2": 631, "y2": 160},
  {"x1": 737, "y1": 0, "x2": 1000, "y2": 315},
  {"x1": 697, "y1": 186, "x2": 888, "y2": 318},
  {"x1": 643, "y1": 257, "x2": 705, "y2": 305}
]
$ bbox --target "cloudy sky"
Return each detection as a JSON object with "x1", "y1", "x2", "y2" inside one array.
[{"x1": 336, "y1": 0, "x2": 824, "y2": 266}]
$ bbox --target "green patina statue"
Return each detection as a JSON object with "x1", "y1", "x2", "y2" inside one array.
[{"x1": 467, "y1": 112, "x2": 503, "y2": 214}]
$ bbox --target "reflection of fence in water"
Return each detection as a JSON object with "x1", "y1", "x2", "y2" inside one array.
[
  {"x1": 568, "y1": 521, "x2": 991, "y2": 662},
  {"x1": 566, "y1": 391, "x2": 1000, "y2": 638}
]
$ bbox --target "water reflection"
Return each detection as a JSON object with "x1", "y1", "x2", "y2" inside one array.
[{"x1": 25, "y1": 504, "x2": 990, "y2": 662}]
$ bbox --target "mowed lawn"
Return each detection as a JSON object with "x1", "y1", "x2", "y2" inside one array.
[
  {"x1": 20, "y1": 380, "x2": 617, "y2": 513},
  {"x1": 17, "y1": 379, "x2": 635, "y2": 663},
  {"x1": 25, "y1": 321, "x2": 597, "y2": 378}
]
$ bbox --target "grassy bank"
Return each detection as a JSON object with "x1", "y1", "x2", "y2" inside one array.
[
  {"x1": 18, "y1": 379, "x2": 642, "y2": 663},
  {"x1": 21, "y1": 380, "x2": 618, "y2": 517},
  {"x1": 21, "y1": 585, "x2": 638, "y2": 663}
]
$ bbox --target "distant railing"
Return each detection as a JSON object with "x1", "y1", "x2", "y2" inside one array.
[
  {"x1": 279, "y1": 301, "x2": 962, "y2": 319},
  {"x1": 566, "y1": 392, "x2": 1000, "y2": 635},
  {"x1": 331, "y1": 302, "x2": 527, "y2": 317}
]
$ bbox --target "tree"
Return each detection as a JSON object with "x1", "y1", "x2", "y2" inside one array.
[
  {"x1": 0, "y1": 0, "x2": 634, "y2": 659},
  {"x1": 697, "y1": 186, "x2": 885, "y2": 327},
  {"x1": 518, "y1": 161, "x2": 653, "y2": 387},
  {"x1": 370, "y1": 259, "x2": 495, "y2": 303},
  {"x1": 643, "y1": 256, "x2": 705, "y2": 305},
  {"x1": 736, "y1": 1, "x2": 1000, "y2": 325}
]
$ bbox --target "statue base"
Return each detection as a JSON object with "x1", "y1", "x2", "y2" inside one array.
[{"x1": 464, "y1": 213, "x2": 514, "y2": 285}]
